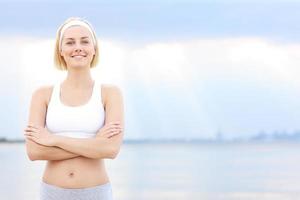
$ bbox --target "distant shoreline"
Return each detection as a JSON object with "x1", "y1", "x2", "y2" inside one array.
[
  {"x1": 0, "y1": 138, "x2": 24, "y2": 143},
  {"x1": 3, "y1": 130, "x2": 300, "y2": 144}
]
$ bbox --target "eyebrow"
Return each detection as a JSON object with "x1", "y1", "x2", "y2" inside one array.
[{"x1": 64, "y1": 37, "x2": 90, "y2": 40}]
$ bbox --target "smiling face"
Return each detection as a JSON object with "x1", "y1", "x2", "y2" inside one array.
[{"x1": 60, "y1": 26, "x2": 95, "y2": 69}]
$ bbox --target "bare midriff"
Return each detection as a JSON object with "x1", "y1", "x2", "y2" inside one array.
[{"x1": 42, "y1": 156, "x2": 109, "y2": 188}]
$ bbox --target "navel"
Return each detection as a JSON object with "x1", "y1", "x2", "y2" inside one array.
[{"x1": 68, "y1": 172, "x2": 75, "y2": 177}]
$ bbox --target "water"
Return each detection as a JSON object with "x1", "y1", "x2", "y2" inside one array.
[{"x1": 1, "y1": 142, "x2": 300, "y2": 200}]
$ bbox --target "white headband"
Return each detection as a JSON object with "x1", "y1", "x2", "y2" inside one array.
[{"x1": 59, "y1": 20, "x2": 97, "y2": 51}]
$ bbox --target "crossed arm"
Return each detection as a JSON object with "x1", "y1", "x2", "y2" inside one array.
[
  {"x1": 25, "y1": 124, "x2": 123, "y2": 160},
  {"x1": 25, "y1": 85, "x2": 124, "y2": 161},
  {"x1": 25, "y1": 139, "x2": 80, "y2": 161}
]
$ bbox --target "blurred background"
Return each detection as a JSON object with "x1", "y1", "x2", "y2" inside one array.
[{"x1": 1, "y1": 0, "x2": 300, "y2": 199}]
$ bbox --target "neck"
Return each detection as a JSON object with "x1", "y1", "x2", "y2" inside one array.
[{"x1": 63, "y1": 68, "x2": 94, "y2": 89}]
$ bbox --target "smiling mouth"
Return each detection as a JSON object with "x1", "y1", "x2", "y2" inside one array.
[{"x1": 71, "y1": 55, "x2": 87, "y2": 58}]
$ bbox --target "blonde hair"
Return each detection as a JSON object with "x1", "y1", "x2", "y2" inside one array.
[{"x1": 54, "y1": 17, "x2": 99, "y2": 70}]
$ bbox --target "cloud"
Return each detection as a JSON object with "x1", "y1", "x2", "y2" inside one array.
[{"x1": 1, "y1": 36, "x2": 300, "y2": 139}]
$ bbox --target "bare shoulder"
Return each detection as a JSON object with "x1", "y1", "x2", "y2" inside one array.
[
  {"x1": 31, "y1": 85, "x2": 54, "y2": 106},
  {"x1": 102, "y1": 84, "x2": 122, "y2": 92},
  {"x1": 101, "y1": 84, "x2": 123, "y2": 105}
]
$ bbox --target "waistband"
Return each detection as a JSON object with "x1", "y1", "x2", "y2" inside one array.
[
  {"x1": 40, "y1": 181, "x2": 113, "y2": 200},
  {"x1": 40, "y1": 181, "x2": 112, "y2": 191}
]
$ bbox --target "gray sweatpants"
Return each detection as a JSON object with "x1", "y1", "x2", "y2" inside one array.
[{"x1": 39, "y1": 181, "x2": 113, "y2": 200}]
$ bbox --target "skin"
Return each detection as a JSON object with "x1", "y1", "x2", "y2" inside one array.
[{"x1": 24, "y1": 25, "x2": 124, "y2": 188}]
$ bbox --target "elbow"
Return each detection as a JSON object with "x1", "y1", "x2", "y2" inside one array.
[
  {"x1": 25, "y1": 140, "x2": 41, "y2": 161},
  {"x1": 26, "y1": 149, "x2": 38, "y2": 161},
  {"x1": 108, "y1": 147, "x2": 120, "y2": 159},
  {"x1": 28, "y1": 155, "x2": 37, "y2": 161}
]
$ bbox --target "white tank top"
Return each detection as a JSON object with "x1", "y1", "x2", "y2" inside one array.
[{"x1": 45, "y1": 80, "x2": 105, "y2": 138}]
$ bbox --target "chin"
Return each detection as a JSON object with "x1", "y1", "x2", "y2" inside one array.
[
  {"x1": 69, "y1": 62, "x2": 90, "y2": 69},
  {"x1": 72, "y1": 65, "x2": 89, "y2": 69}
]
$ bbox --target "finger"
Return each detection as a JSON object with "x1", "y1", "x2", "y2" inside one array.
[
  {"x1": 110, "y1": 129, "x2": 121, "y2": 135},
  {"x1": 25, "y1": 132, "x2": 38, "y2": 138},
  {"x1": 24, "y1": 128, "x2": 31, "y2": 132},
  {"x1": 24, "y1": 132, "x2": 32, "y2": 136},
  {"x1": 27, "y1": 124, "x2": 37, "y2": 128},
  {"x1": 24, "y1": 129, "x2": 38, "y2": 135},
  {"x1": 108, "y1": 129, "x2": 118, "y2": 133},
  {"x1": 107, "y1": 125, "x2": 122, "y2": 130},
  {"x1": 98, "y1": 131, "x2": 114, "y2": 138},
  {"x1": 27, "y1": 125, "x2": 39, "y2": 131},
  {"x1": 25, "y1": 135, "x2": 36, "y2": 141},
  {"x1": 24, "y1": 130, "x2": 35, "y2": 135},
  {"x1": 111, "y1": 128, "x2": 122, "y2": 133},
  {"x1": 102, "y1": 130, "x2": 114, "y2": 136},
  {"x1": 24, "y1": 127, "x2": 36, "y2": 132},
  {"x1": 102, "y1": 129, "x2": 120, "y2": 137},
  {"x1": 101, "y1": 124, "x2": 122, "y2": 133},
  {"x1": 109, "y1": 131, "x2": 120, "y2": 138},
  {"x1": 107, "y1": 132, "x2": 115, "y2": 138},
  {"x1": 102, "y1": 125, "x2": 122, "y2": 132},
  {"x1": 106, "y1": 127, "x2": 120, "y2": 132}
]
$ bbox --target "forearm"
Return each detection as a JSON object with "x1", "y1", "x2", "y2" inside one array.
[
  {"x1": 54, "y1": 136, "x2": 116, "y2": 159},
  {"x1": 25, "y1": 139, "x2": 80, "y2": 161}
]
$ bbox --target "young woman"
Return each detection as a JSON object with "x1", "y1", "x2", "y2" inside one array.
[{"x1": 24, "y1": 17, "x2": 124, "y2": 200}]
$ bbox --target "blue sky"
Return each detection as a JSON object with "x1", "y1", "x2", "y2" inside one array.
[
  {"x1": 1, "y1": 0, "x2": 300, "y2": 140},
  {"x1": 0, "y1": 1, "x2": 300, "y2": 42}
]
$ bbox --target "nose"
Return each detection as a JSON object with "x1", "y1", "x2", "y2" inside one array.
[{"x1": 74, "y1": 42, "x2": 83, "y2": 52}]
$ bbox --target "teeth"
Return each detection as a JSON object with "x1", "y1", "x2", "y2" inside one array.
[{"x1": 73, "y1": 55, "x2": 85, "y2": 58}]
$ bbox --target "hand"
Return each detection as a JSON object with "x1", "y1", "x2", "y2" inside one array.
[
  {"x1": 96, "y1": 121, "x2": 123, "y2": 139},
  {"x1": 24, "y1": 125, "x2": 56, "y2": 147}
]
